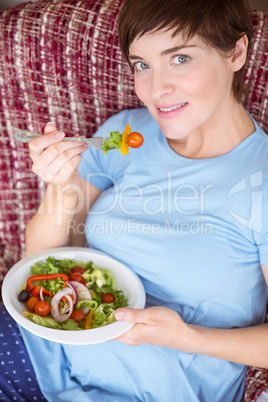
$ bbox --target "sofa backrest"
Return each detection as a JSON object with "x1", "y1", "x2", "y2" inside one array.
[{"x1": 0, "y1": 0, "x2": 267, "y2": 288}]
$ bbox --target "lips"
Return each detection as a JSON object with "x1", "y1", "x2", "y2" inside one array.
[{"x1": 155, "y1": 102, "x2": 188, "y2": 119}]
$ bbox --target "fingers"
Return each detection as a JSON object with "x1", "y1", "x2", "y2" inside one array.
[
  {"x1": 33, "y1": 152, "x2": 85, "y2": 184},
  {"x1": 113, "y1": 306, "x2": 184, "y2": 348},
  {"x1": 29, "y1": 122, "x2": 88, "y2": 185},
  {"x1": 32, "y1": 142, "x2": 87, "y2": 176},
  {"x1": 114, "y1": 308, "x2": 148, "y2": 346},
  {"x1": 55, "y1": 155, "x2": 82, "y2": 184},
  {"x1": 29, "y1": 123, "x2": 65, "y2": 161},
  {"x1": 114, "y1": 308, "x2": 150, "y2": 323},
  {"x1": 44, "y1": 122, "x2": 57, "y2": 134}
]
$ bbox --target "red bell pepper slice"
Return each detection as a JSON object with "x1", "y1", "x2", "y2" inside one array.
[{"x1": 27, "y1": 274, "x2": 69, "y2": 297}]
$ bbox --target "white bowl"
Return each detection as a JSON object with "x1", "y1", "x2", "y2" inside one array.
[{"x1": 2, "y1": 247, "x2": 146, "y2": 345}]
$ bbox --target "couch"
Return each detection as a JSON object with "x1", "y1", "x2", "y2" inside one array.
[{"x1": 0, "y1": 0, "x2": 267, "y2": 400}]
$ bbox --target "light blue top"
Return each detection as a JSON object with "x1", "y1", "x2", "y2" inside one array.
[{"x1": 20, "y1": 108, "x2": 268, "y2": 402}]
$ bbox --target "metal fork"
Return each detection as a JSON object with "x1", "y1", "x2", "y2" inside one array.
[{"x1": 13, "y1": 130, "x2": 112, "y2": 151}]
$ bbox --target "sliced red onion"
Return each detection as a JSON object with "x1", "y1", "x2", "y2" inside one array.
[
  {"x1": 59, "y1": 298, "x2": 72, "y2": 314},
  {"x1": 69, "y1": 281, "x2": 92, "y2": 315},
  {"x1": 61, "y1": 295, "x2": 73, "y2": 313},
  {"x1": 67, "y1": 282, "x2": 78, "y2": 308},
  {"x1": 40, "y1": 286, "x2": 44, "y2": 301},
  {"x1": 51, "y1": 287, "x2": 74, "y2": 323}
]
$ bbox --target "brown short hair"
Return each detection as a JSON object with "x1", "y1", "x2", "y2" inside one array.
[{"x1": 118, "y1": 0, "x2": 253, "y2": 101}]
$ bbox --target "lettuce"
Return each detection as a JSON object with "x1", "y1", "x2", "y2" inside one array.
[
  {"x1": 107, "y1": 311, "x2": 116, "y2": 324},
  {"x1": 95, "y1": 303, "x2": 114, "y2": 316},
  {"x1": 102, "y1": 131, "x2": 122, "y2": 154},
  {"x1": 83, "y1": 267, "x2": 106, "y2": 288},
  {"x1": 82, "y1": 264, "x2": 117, "y2": 290},
  {"x1": 24, "y1": 312, "x2": 82, "y2": 330},
  {"x1": 40, "y1": 277, "x2": 66, "y2": 294},
  {"x1": 31, "y1": 259, "x2": 60, "y2": 275},
  {"x1": 112, "y1": 291, "x2": 129, "y2": 309},
  {"x1": 24, "y1": 312, "x2": 61, "y2": 329},
  {"x1": 75, "y1": 299, "x2": 98, "y2": 311},
  {"x1": 103, "y1": 268, "x2": 117, "y2": 289},
  {"x1": 30, "y1": 257, "x2": 87, "y2": 276},
  {"x1": 91, "y1": 311, "x2": 108, "y2": 328},
  {"x1": 91, "y1": 309, "x2": 116, "y2": 328},
  {"x1": 60, "y1": 319, "x2": 82, "y2": 331}
]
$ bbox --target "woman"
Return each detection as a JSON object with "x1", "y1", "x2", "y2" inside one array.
[{"x1": 16, "y1": 0, "x2": 268, "y2": 400}]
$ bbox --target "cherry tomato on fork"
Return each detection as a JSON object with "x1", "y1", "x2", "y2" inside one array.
[{"x1": 126, "y1": 132, "x2": 144, "y2": 148}]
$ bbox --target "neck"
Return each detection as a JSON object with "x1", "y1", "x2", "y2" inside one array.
[{"x1": 167, "y1": 101, "x2": 255, "y2": 159}]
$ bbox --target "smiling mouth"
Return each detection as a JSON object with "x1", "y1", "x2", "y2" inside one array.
[{"x1": 157, "y1": 103, "x2": 188, "y2": 112}]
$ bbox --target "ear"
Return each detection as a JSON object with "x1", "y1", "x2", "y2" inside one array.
[{"x1": 230, "y1": 34, "x2": 248, "y2": 72}]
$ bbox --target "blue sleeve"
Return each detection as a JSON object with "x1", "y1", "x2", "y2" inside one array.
[
  {"x1": 78, "y1": 109, "x2": 141, "y2": 191},
  {"x1": 252, "y1": 178, "x2": 268, "y2": 266}
]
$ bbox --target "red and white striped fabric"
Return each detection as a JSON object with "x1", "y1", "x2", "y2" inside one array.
[
  {"x1": 0, "y1": 1, "x2": 267, "y2": 400},
  {"x1": 0, "y1": 0, "x2": 142, "y2": 284}
]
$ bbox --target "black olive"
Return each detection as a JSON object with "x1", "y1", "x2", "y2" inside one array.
[{"x1": 18, "y1": 289, "x2": 30, "y2": 302}]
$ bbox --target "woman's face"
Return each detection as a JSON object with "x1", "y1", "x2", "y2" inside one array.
[{"x1": 129, "y1": 30, "x2": 235, "y2": 140}]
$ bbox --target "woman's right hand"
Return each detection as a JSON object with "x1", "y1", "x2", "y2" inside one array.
[{"x1": 29, "y1": 123, "x2": 88, "y2": 186}]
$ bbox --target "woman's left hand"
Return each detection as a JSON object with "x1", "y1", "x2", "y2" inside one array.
[
  {"x1": 115, "y1": 306, "x2": 268, "y2": 368},
  {"x1": 114, "y1": 306, "x2": 191, "y2": 350}
]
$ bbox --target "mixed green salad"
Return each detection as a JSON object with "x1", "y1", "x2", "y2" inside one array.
[{"x1": 18, "y1": 257, "x2": 128, "y2": 331}]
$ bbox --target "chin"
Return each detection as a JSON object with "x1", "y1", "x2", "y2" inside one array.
[
  {"x1": 153, "y1": 114, "x2": 189, "y2": 140},
  {"x1": 161, "y1": 126, "x2": 190, "y2": 140}
]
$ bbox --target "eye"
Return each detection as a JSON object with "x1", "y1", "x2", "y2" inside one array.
[
  {"x1": 133, "y1": 61, "x2": 150, "y2": 71},
  {"x1": 173, "y1": 55, "x2": 189, "y2": 64}
]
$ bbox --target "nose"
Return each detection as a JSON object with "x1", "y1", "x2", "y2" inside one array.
[{"x1": 150, "y1": 67, "x2": 174, "y2": 100}]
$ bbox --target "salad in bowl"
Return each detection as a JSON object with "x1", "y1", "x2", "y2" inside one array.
[
  {"x1": 19, "y1": 256, "x2": 129, "y2": 331},
  {"x1": 2, "y1": 247, "x2": 146, "y2": 344}
]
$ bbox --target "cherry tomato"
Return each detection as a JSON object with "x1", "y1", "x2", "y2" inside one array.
[
  {"x1": 126, "y1": 132, "x2": 144, "y2": 148},
  {"x1": 26, "y1": 296, "x2": 40, "y2": 312},
  {"x1": 70, "y1": 310, "x2": 86, "y2": 323},
  {"x1": 31, "y1": 285, "x2": 40, "y2": 296},
  {"x1": 71, "y1": 266, "x2": 85, "y2": 274},
  {"x1": 34, "y1": 300, "x2": 50, "y2": 317},
  {"x1": 101, "y1": 293, "x2": 116, "y2": 303},
  {"x1": 69, "y1": 272, "x2": 84, "y2": 283}
]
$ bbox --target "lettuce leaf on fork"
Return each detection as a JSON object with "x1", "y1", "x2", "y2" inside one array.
[{"x1": 102, "y1": 131, "x2": 122, "y2": 154}]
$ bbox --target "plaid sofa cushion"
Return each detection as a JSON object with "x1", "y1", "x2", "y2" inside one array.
[
  {"x1": 0, "y1": 1, "x2": 267, "y2": 400},
  {"x1": 244, "y1": 367, "x2": 268, "y2": 401},
  {"x1": 0, "y1": 0, "x2": 143, "y2": 284}
]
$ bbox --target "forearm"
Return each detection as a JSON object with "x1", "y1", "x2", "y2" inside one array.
[
  {"x1": 115, "y1": 306, "x2": 268, "y2": 368},
  {"x1": 25, "y1": 183, "x2": 80, "y2": 255},
  {"x1": 187, "y1": 322, "x2": 268, "y2": 368}
]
